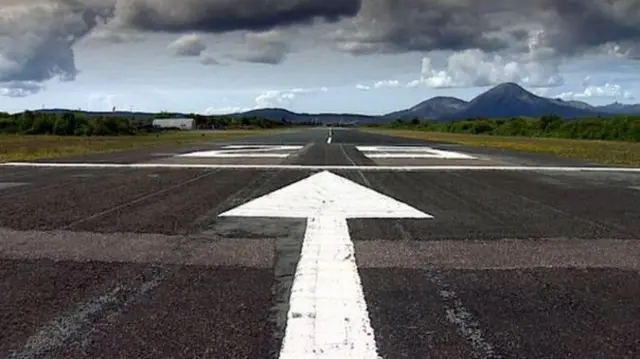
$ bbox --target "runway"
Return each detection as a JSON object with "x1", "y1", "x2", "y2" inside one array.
[{"x1": 1, "y1": 128, "x2": 639, "y2": 358}]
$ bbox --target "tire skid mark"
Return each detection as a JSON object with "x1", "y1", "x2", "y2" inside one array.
[
  {"x1": 7, "y1": 267, "x2": 167, "y2": 359},
  {"x1": 363, "y1": 171, "x2": 502, "y2": 359},
  {"x1": 62, "y1": 170, "x2": 218, "y2": 230}
]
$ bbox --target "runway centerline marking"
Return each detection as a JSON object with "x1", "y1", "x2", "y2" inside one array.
[
  {"x1": 4, "y1": 162, "x2": 640, "y2": 172},
  {"x1": 220, "y1": 171, "x2": 432, "y2": 358},
  {"x1": 178, "y1": 145, "x2": 303, "y2": 158},
  {"x1": 356, "y1": 145, "x2": 477, "y2": 159}
]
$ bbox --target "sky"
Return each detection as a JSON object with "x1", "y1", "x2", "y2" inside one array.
[{"x1": 1, "y1": 0, "x2": 640, "y2": 115}]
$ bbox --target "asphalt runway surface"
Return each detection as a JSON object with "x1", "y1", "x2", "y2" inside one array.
[{"x1": 1, "y1": 127, "x2": 639, "y2": 358}]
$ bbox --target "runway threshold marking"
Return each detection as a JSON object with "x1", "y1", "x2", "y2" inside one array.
[
  {"x1": 356, "y1": 145, "x2": 477, "y2": 159},
  {"x1": 178, "y1": 145, "x2": 303, "y2": 158},
  {"x1": 4, "y1": 162, "x2": 640, "y2": 172},
  {"x1": 220, "y1": 171, "x2": 432, "y2": 357}
]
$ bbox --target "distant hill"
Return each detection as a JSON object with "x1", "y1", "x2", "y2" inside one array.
[
  {"x1": 383, "y1": 96, "x2": 468, "y2": 120},
  {"x1": 15, "y1": 82, "x2": 640, "y2": 125},
  {"x1": 227, "y1": 108, "x2": 375, "y2": 125},
  {"x1": 596, "y1": 102, "x2": 640, "y2": 114}
]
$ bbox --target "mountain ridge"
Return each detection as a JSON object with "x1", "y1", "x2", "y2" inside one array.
[{"x1": 19, "y1": 82, "x2": 640, "y2": 124}]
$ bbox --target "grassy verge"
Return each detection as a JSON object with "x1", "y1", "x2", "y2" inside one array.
[
  {"x1": 362, "y1": 129, "x2": 640, "y2": 166},
  {"x1": 0, "y1": 129, "x2": 283, "y2": 162}
]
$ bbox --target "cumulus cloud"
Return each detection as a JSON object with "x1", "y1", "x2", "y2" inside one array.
[
  {"x1": 204, "y1": 105, "x2": 252, "y2": 115},
  {"x1": 255, "y1": 87, "x2": 328, "y2": 107},
  {"x1": 373, "y1": 80, "x2": 401, "y2": 88},
  {"x1": 204, "y1": 87, "x2": 328, "y2": 114},
  {"x1": 230, "y1": 30, "x2": 290, "y2": 64},
  {"x1": 559, "y1": 83, "x2": 635, "y2": 100},
  {"x1": 0, "y1": 81, "x2": 45, "y2": 97},
  {"x1": 407, "y1": 30, "x2": 564, "y2": 89},
  {"x1": 168, "y1": 33, "x2": 206, "y2": 57},
  {"x1": 355, "y1": 79, "x2": 401, "y2": 90},
  {"x1": 0, "y1": 2, "x2": 100, "y2": 83}
]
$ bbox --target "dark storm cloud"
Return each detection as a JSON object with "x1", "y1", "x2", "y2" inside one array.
[
  {"x1": 540, "y1": 0, "x2": 640, "y2": 57},
  {"x1": 334, "y1": 0, "x2": 640, "y2": 57},
  {"x1": 0, "y1": 2, "x2": 99, "y2": 84},
  {"x1": 115, "y1": 0, "x2": 362, "y2": 33}
]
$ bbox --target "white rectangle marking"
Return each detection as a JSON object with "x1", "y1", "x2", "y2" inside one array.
[
  {"x1": 356, "y1": 146, "x2": 477, "y2": 160},
  {"x1": 179, "y1": 152, "x2": 291, "y2": 158},
  {"x1": 179, "y1": 145, "x2": 303, "y2": 158}
]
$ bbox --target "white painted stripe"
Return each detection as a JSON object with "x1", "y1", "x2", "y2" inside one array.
[
  {"x1": 327, "y1": 136, "x2": 332, "y2": 144},
  {"x1": 180, "y1": 153, "x2": 291, "y2": 158},
  {"x1": 364, "y1": 153, "x2": 475, "y2": 159},
  {"x1": 222, "y1": 145, "x2": 303, "y2": 150},
  {"x1": 356, "y1": 145, "x2": 477, "y2": 160},
  {"x1": 279, "y1": 215, "x2": 379, "y2": 358},
  {"x1": 219, "y1": 171, "x2": 430, "y2": 358},
  {"x1": 3, "y1": 162, "x2": 640, "y2": 172},
  {"x1": 179, "y1": 145, "x2": 303, "y2": 158}
]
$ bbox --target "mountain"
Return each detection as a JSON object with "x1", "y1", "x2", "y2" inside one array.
[
  {"x1": 595, "y1": 102, "x2": 640, "y2": 114},
  {"x1": 383, "y1": 96, "x2": 468, "y2": 120},
  {"x1": 440, "y1": 82, "x2": 598, "y2": 120},
  {"x1": 18, "y1": 83, "x2": 640, "y2": 125}
]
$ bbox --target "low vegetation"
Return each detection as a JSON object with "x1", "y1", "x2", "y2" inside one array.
[
  {"x1": 363, "y1": 129, "x2": 640, "y2": 166},
  {"x1": 0, "y1": 130, "x2": 283, "y2": 162},
  {"x1": 0, "y1": 110, "x2": 297, "y2": 136},
  {"x1": 367, "y1": 115, "x2": 640, "y2": 142}
]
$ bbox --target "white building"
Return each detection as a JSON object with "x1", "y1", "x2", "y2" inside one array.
[{"x1": 152, "y1": 118, "x2": 195, "y2": 130}]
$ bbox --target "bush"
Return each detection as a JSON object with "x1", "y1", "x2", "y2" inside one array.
[{"x1": 365, "y1": 114, "x2": 640, "y2": 142}]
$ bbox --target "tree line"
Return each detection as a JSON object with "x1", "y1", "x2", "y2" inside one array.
[
  {"x1": 0, "y1": 111, "x2": 295, "y2": 136},
  {"x1": 366, "y1": 115, "x2": 640, "y2": 142}
]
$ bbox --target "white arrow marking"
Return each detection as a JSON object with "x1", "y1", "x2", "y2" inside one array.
[{"x1": 220, "y1": 171, "x2": 432, "y2": 358}]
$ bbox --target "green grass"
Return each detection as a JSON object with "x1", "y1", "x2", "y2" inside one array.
[
  {"x1": 0, "y1": 129, "x2": 283, "y2": 162},
  {"x1": 362, "y1": 129, "x2": 640, "y2": 166}
]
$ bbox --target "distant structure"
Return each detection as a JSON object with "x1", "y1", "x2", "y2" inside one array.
[{"x1": 152, "y1": 118, "x2": 195, "y2": 130}]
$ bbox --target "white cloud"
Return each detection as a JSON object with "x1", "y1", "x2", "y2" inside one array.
[
  {"x1": 355, "y1": 79, "x2": 402, "y2": 90},
  {"x1": 373, "y1": 80, "x2": 401, "y2": 88},
  {"x1": 559, "y1": 83, "x2": 635, "y2": 100},
  {"x1": 204, "y1": 106, "x2": 252, "y2": 115},
  {"x1": 168, "y1": 33, "x2": 206, "y2": 57},
  {"x1": 407, "y1": 31, "x2": 563, "y2": 89},
  {"x1": 255, "y1": 86, "x2": 327, "y2": 108},
  {"x1": 205, "y1": 86, "x2": 329, "y2": 114}
]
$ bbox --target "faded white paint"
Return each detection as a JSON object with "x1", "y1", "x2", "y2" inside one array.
[
  {"x1": 0, "y1": 182, "x2": 27, "y2": 190},
  {"x1": 179, "y1": 145, "x2": 303, "y2": 158},
  {"x1": 9, "y1": 273, "x2": 165, "y2": 359},
  {"x1": 220, "y1": 171, "x2": 431, "y2": 358},
  {"x1": 4, "y1": 162, "x2": 640, "y2": 172},
  {"x1": 356, "y1": 146, "x2": 477, "y2": 159}
]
